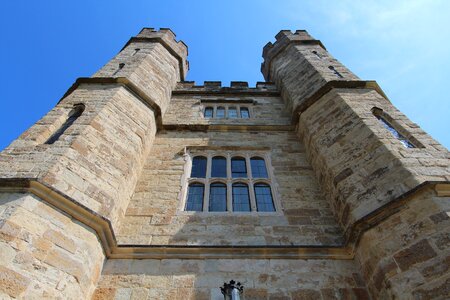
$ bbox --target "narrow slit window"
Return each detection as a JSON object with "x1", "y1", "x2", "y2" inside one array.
[
  {"x1": 328, "y1": 66, "x2": 343, "y2": 78},
  {"x1": 254, "y1": 183, "x2": 275, "y2": 212},
  {"x1": 228, "y1": 107, "x2": 238, "y2": 118},
  {"x1": 251, "y1": 157, "x2": 268, "y2": 178},
  {"x1": 209, "y1": 182, "x2": 227, "y2": 211},
  {"x1": 132, "y1": 48, "x2": 140, "y2": 56},
  {"x1": 211, "y1": 156, "x2": 227, "y2": 177},
  {"x1": 216, "y1": 107, "x2": 225, "y2": 118},
  {"x1": 46, "y1": 104, "x2": 85, "y2": 144},
  {"x1": 191, "y1": 156, "x2": 207, "y2": 178},
  {"x1": 376, "y1": 115, "x2": 415, "y2": 148},
  {"x1": 231, "y1": 157, "x2": 247, "y2": 178},
  {"x1": 232, "y1": 183, "x2": 250, "y2": 212},
  {"x1": 185, "y1": 183, "x2": 204, "y2": 211},
  {"x1": 204, "y1": 107, "x2": 213, "y2": 118},
  {"x1": 240, "y1": 107, "x2": 250, "y2": 119},
  {"x1": 112, "y1": 63, "x2": 125, "y2": 76},
  {"x1": 312, "y1": 50, "x2": 323, "y2": 59}
]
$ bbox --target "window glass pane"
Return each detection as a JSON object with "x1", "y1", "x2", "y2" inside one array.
[
  {"x1": 211, "y1": 156, "x2": 227, "y2": 177},
  {"x1": 251, "y1": 157, "x2": 268, "y2": 178},
  {"x1": 232, "y1": 183, "x2": 250, "y2": 212},
  {"x1": 209, "y1": 183, "x2": 227, "y2": 211},
  {"x1": 216, "y1": 107, "x2": 225, "y2": 118},
  {"x1": 254, "y1": 183, "x2": 275, "y2": 212},
  {"x1": 240, "y1": 107, "x2": 250, "y2": 119},
  {"x1": 231, "y1": 157, "x2": 247, "y2": 178},
  {"x1": 376, "y1": 116, "x2": 415, "y2": 148},
  {"x1": 228, "y1": 107, "x2": 237, "y2": 118},
  {"x1": 186, "y1": 183, "x2": 204, "y2": 211},
  {"x1": 204, "y1": 107, "x2": 213, "y2": 118},
  {"x1": 191, "y1": 156, "x2": 207, "y2": 178}
]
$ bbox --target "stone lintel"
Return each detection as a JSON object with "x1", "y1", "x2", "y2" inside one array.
[
  {"x1": 59, "y1": 77, "x2": 163, "y2": 130},
  {"x1": 0, "y1": 178, "x2": 447, "y2": 260},
  {"x1": 292, "y1": 80, "x2": 389, "y2": 125}
]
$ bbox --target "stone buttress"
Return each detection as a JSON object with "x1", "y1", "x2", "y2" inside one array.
[
  {"x1": 0, "y1": 28, "x2": 187, "y2": 298},
  {"x1": 262, "y1": 30, "x2": 450, "y2": 299}
]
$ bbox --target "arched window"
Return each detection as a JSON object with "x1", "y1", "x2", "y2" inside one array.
[
  {"x1": 251, "y1": 157, "x2": 268, "y2": 178},
  {"x1": 46, "y1": 104, "x2": 85, "y2": 144},
  {"x1": 240, "y1": 107, "x2": 250, "y2": 119},
  {"x1": 185, "y1": 183, "x2": 204, "y2": 211},
  {"x1": 228, "y1": 107, "x2": 238, "y2": 118},
  {"x1": 209, "y1": 182, "x2": 227, "y2": 211},
  {"x1": 211, "y1": 156, "x2": 227, "y2": 178},
  {"x1": 232, "y1": 183, "x2": 250, "y2": 212},
  {"x1": 254, "y1": 183, "x2": 275, "y2": 212},
  {"x1": 204, "y1": 107, "x2": 213, "y2": 118},
  {"x1": 216, "y1": 107, "x2": 225, "y2": 118},
  {"x1": 191, "y1": 156, "x2": 207, "y2": 178},
  {"x1": 231, "y1": 157, "x2": 247, "y2": 178}
]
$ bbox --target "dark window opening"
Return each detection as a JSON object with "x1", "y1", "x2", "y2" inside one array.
[
  {"x1": 232, "y1": 183, "x2": 251, "y2": 212},
  {"x1": 216, "y1": 107, "x2": 225, "y2": 118},
  {"x1": 186, "y1": 183, "x2": 204, "y2": 211},
  {"x1": 231, "y1": 157, "x2": 247, "y2": 178},
  {"x1": 211, "y1": 156, "x2": 227, "y2": 177},
  {"x1": 240, "y1": 107, "x2": 250, "y2": 119},
  {"x1": 45, "y1": 104, "x2": 85, "y2": 145},
  {"x1": 204, "y1": 107, "x2": 213, "y2": 118},
  {"x1": 228, "y1": 107, "x2": 238, "y2": 118},
  {"x1": 191, "y1": 156, "x2": 207, "y2": 178},
  {"x1": 209, "y1": 182, "x2": 227, "y2": 211},
  {"x1": 254, "y1": 183, "x2": 275, "y2": 212},
  {"x1": 251, "y1": 157, "x2": 268, "y2": 178},
  {"x1": 328, "y1": 66, "x2": 343, "y2": 78}
]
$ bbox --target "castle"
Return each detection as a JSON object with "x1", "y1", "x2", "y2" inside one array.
[{"x1": 0, "y1": 28, "x2": 449, "y2": 299}]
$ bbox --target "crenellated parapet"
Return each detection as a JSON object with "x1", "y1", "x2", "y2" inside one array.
[
  {"x1": 262, "y1": 30, "x2": 359, "y2": 115},
  {"x1": 173, "y1": 81, "x2": 278, "y2": 95}
]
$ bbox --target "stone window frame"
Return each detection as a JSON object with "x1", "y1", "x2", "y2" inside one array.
[
  {"x1": 203, "y1": 104, "x2": 252, "y2": 119},
  {"x1": 178, "y1": 149, "x2": 281, "y2": 215}
]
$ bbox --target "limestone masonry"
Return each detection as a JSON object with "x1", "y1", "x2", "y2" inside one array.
[{"x1": 0, "y1": 28, "x2": 449, "y2": 299}]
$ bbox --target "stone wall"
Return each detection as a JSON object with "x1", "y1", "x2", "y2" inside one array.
[
  {"x1": 93, "y1": 258, "x2": 369, "y2": 300},
  {"x1": 118, "y1": 129, "x2": 342, "y2": 246},
  {"x1": 164, "y1": 94, "x2": 291, "y2": 127},
  {"x1": 355, "y1": 186, "x2": 450, "y2": 299},
  {"x1": 1, "y1": 84, "x2": 157, "y2": 229},
  {"x1": 0, "y1": 193, "x2": 104, "y2": 299},
  {"x1": 298, "y1": 88, "x2": 450, "y2": 229}
]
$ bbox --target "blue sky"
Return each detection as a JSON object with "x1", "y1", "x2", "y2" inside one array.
[{"x1": 0, "y1": 0, "x2": 449, "y2": 150}]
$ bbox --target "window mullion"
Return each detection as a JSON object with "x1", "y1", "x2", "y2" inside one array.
[
  {"x1": 246, "y1": 154, "x2": 257, "y2": 212},
  {"x1": 203, "y1": 155, "x2": 212, "y2": 212}
]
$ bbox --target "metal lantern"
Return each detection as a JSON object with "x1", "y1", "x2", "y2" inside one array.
[{"x1": 220, "y1": 280, "x2": 244, "y2": 300}]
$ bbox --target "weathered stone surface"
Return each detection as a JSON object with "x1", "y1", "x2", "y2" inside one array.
[
  {"x1": 1, "y1": 28, "x2": 449, "y2": 300},
  {"x1": 0, "y1": 193, "x2": 104, "y2": 299}
]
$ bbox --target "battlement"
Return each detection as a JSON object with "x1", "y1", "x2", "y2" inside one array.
[
  {"x1": 120, "y1": 27, "x2": 189, "y2": 80},
  {"x1": 262, "y1": 29, "x2": 325, "y2": 81},
  {"x1": 173, "y1": 81, "x2": 278, "y2": 95}
]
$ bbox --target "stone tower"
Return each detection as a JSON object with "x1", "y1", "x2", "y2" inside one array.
[{"x1": 0, "y1": 28, "x2": 449, "y2": 299}]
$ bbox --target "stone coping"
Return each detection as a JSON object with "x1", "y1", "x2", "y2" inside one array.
[
  {"x1": 59, "y1": 77, "x2": 163, "y2": 130},
  {"x1": 1, "y1": 178, "x2": 447, "y2": 260},
  {"x1": 292, "y1": 80, "x2": 389, "y2": 124},
  {"x1": 173, "y1": 81, "x2": 279, "y2": 96},
  {"x1": 261, "y1": 30, "x2": 326, "y2": 81}
]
